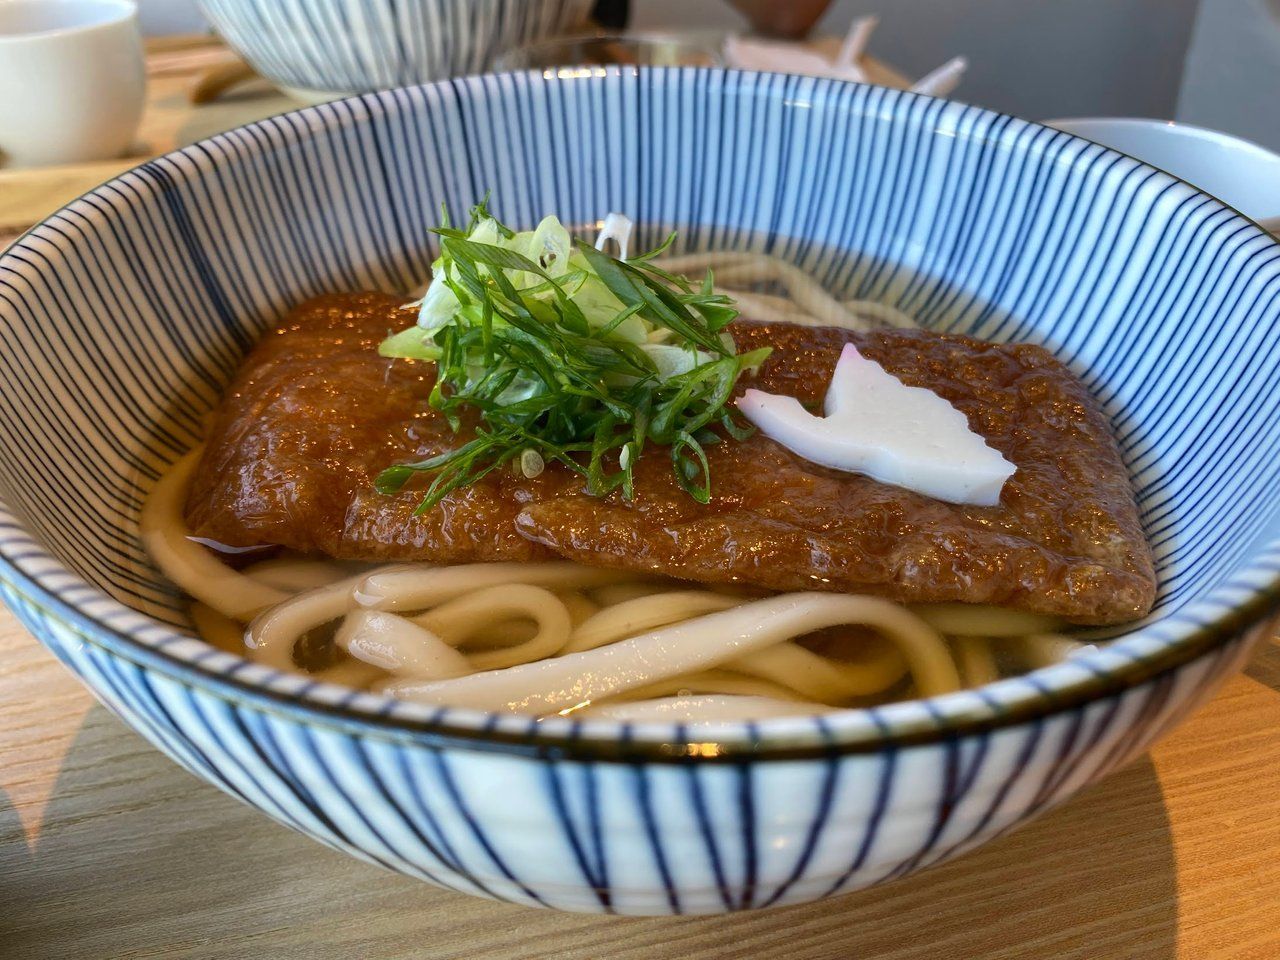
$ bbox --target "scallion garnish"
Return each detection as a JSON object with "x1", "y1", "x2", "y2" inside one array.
[{"x1": 375, "y1": 202, "x2": 771, "y2": 513}]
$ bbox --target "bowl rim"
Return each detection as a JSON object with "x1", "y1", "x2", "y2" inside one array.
[
  {"x1": 1043, "y1": 116, "x2": 1280, "y2": 224},
  {"x1": 1043, "y1": 116, "x2": 1280, "y2": 166},
  {"x1": 0, "y1": 0, "x2": 138, "y2": 44},
  {"x1": 2, "y1": 66, "x2": 1279, "y2": 764}
]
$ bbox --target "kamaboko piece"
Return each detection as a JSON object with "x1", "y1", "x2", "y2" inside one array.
[{"x1": 185, "y1": 292, "x2": 1156, "y2": 625}]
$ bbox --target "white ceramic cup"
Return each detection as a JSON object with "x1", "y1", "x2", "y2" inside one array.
[
  {"x1": 0, "y1": 0, "x2": 146, "y2": 168},
  {"x1": 1047, "y1": 117, "x2": 1280, "y2": 233}
]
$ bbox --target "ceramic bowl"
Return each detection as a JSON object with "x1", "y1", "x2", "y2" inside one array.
[
  {"x1": 1047, "y1": 117, "x2": 1280, "y2": 232},
  {"x1": 1, "y1": 69, "x2": 1279, "y2": 915},
  {"x1": 197, "y1": 0, "x2": 594, "y2": 101}
]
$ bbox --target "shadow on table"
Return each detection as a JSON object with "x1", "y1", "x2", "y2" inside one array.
[
  {"x1": 1245, "y1": 632, "x2": 1280, "y2": 692},
  {"x1": 0, "y1": 704, "x2": 1177, "y2": 960}
]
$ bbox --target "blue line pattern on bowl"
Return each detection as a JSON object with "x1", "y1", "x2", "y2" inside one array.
[
  {"x1": 198, "y1": 0, "x2": 595, "y2": 96},
  {"x1": 5, "y1": 572, "x2": 1259, "y2": 912},
  {"x1": 0, "y1": 68, "x2": 1278, "y2": 911}
]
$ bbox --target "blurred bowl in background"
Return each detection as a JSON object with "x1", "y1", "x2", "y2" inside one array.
[
  {"x1": 1048, "y1": 117, "x2": 1280, "y2": 232},
  {"x1": 493, "y1": 32, "x2": 724, "y2": 71},
  {"x1": 197, "y1": 0, "x2": 595, "y2": 102}
]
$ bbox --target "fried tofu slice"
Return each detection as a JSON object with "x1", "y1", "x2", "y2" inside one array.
[{"x1": 185, "y1": 292, "x2": 1156, "y2": 624}]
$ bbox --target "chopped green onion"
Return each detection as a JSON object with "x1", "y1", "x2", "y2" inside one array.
[
  {"x1": 376, "y1": 200, "x2": 770, "y2": 512},
  {"x1": 378, "y1": 325, "x2": 442, "y2": 360},
  {"x1": 520, "y1": 448, "x2": 545, "y2": 479}
]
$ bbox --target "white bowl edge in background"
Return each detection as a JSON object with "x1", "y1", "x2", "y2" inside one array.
[{"x1": 1047, "y1": 117, "x2": 1280, "y2": 233}]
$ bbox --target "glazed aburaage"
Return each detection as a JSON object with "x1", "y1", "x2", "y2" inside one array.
[{"x1": 185, "y1": 291, "x2": 1155, "y2": 626}]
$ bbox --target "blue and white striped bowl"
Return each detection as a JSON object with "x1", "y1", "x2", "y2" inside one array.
[
  {"x1": 198, "y1": 0, "x2": 594, "y2": 101},
  {"x1": 1, "y1": 69, "x2": 1278, "y2": 915}
]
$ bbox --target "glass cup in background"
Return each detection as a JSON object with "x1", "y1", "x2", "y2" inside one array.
[
  {"x1": 493, "y1": 33, "x2": 725, "y2": 71},
  {"x1": 0, "y1": 0, "x2": 146, "y2": 168}
]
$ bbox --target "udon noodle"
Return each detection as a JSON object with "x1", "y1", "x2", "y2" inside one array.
[
  {"x1": 654, "y1": 251, "x2": 919, "y2": 331},
  {"x1": 144, "y1": 446, "x2": 1088, "y2": 721},
  {"x1": 142, "y1": 252, "x2": 1095, "y2": 722}
]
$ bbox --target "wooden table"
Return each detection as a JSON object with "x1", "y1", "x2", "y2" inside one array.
[
  {"x1": 4, "y1": 34, "x2": 1280, "y2": 960},
  {"x1": 2, "y1": 608, "x2": 1279, "y2": 959}
]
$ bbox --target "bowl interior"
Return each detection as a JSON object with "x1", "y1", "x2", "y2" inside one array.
[{"x1": 2, "y1": 68, "x2": 1279, "y2": 746}]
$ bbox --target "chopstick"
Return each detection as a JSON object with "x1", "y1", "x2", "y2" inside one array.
[
  {"x1": 148, "y1": 47, "x2": 241, "y2": 77},
  {"x1": 189, "y1": 58, "x2": 259, "y2": 104}
]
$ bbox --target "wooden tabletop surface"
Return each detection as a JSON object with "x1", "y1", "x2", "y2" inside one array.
[{"x1": 2, "y1": 607, "x2": 1279, "y2": 960}]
